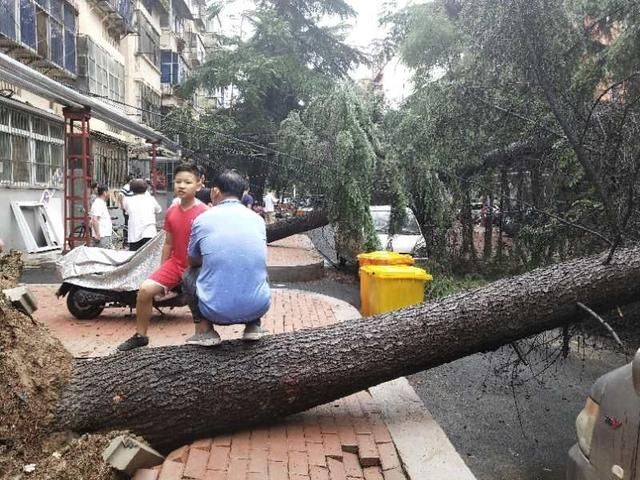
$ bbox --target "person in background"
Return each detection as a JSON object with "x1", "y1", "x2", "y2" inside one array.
[
  {"x1": 184, "y1": 170, "x2": 270, "y2": 346},
  {"x1": 117, "y1": 163, "x2": 208, "y2": 351},
  {"x1": 0, "y1": 238, "x2": 5, "y2": 253},
  {"x1": 122, "y1": 179, "x2": 162, "y2": 251},
  {"x1": 90, "y1": 185, "x2": 113, "y2": 249},
  {"x1": 241, "y1": 181, "x2": 254, "y2": 209},
  {"x1": 89, "y1": 181, "x2": 99, "y2": 206},
  {"x1": 263, "y1": 190, "x2": 277, "y2": 224},
  {"x1": 119, "y1": 174, "x2": 135, "y2": 248}
]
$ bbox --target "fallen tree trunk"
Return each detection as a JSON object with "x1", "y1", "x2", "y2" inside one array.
[
  {"x1": 56, "y1": 246, "x2": 640, "y2": 453},
  {"x1": 266, "y1": 211, "x2": 330, "y2": 244}
]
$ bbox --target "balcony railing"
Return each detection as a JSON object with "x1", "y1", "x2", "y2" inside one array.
[{"x1": 90, "y1": 0, "x2": 134, "y2": 36}]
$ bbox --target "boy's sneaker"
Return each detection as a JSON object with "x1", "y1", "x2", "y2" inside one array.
[
  {"x1": 186, "y1": 330, "x2": 221, "y2": 347},
  {"x1": 242, "y1": 322, "x2": 266, "y2": 341},
  {"x1": 117, "y1": 333, "x2": 149, "y2": 351}
]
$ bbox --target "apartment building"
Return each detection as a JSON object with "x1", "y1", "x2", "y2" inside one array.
[{"x1": 0, "y1": 0, "x2": 210, "y2": 251}]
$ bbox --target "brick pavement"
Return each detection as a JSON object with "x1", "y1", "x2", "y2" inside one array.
[{"x1": 30, "y1": 286, "x2": 409, "y2": 480}]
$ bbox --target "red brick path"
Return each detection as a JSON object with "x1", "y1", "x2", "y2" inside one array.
[{"x1": 31, "y1": 286, "x2": 407, "y2": 480}]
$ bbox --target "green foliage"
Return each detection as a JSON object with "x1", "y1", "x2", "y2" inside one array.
[
  {"x1": 425, "y1": 272, "x2": 488, "y2": 299},
  {"x1": 279, "y1": 84, "x2": 386, "y2": 251}
]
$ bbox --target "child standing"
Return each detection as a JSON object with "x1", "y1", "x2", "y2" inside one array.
[{"x1": 117, "y1": 164, "x2": 208, "y2": 351}]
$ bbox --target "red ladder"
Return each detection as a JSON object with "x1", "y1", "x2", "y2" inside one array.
[{"x1": 63, "y1": 107, "x2": 92, "y2": 251}]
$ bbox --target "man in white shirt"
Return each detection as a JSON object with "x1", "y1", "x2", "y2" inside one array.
[
  {"x1": 90, "y1": 185, "x2": 113, "y2": 249},
  {"x1": 122, "y1": 179, "x2": 162, "y2": 251},
  {"x1": 263, "y1": 190, "x2": 277, "y2": 224}
]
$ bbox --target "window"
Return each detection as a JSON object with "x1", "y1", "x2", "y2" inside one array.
[
  {"x1": 137, "y1": 11, "x2": 160, "y2": 68},
  {"x1": 0, "y1": 0, "x2": 77, "y2": 74},
  {"x1": 92, "y1": 136, "x2": 128, "y2": 188},
  {"x1": 160, "y1": 49, "x2": 188, "y2": 85},
  {"x1": 77, "y1": 35, "x2": 124, "y2": 104},
  {"x1": 138, "y1": 82, "x2": 161, "y2": 128},
  {"x1": 0, "y1": 104, "x2": 65, "y2": 187}
]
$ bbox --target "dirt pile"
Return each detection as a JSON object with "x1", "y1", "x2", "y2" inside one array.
[{"x1": 0, "y1": 252, "x2": 124, "y2": 479}]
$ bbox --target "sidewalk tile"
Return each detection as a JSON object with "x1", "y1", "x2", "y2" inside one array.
[
  {"x1": 192, "y1": 438, "x2": 213, "y2": 451},
  {"x1": 376, "y1": 443, "x2": 400, "y2": 471},
  {"x1": 289, "y1": 451, "x2": 309, "y2": 476},
  {"x1": 342, "y1": 452, "x2": 364, "y2": 479},
  {"x1": 248, "y1": 448, "x2": 268, "y2": 474},
  {"x1": 322, "y1": 433, "x2": 343, "y2": 460},
  {"x1": 362, "y1": 467, "x2": 384, "y2": 480},
  {"x1": 369, "y1": 416, "x2": 392, "y2": 444},
  {"x1": 269, "y1": 426, "x2": 289, "y2": 462},
  {"x1": 381, "y1": 468, "x2": 405, "y2": 480},
  {"x1": 306, "y1": 441, "x2": 326, "y2": 467},
  {"x1": 291, "y1": 475, "x2": 311, "y2": 480},
  {"x1": 310, "y1": 466, "x2": 330, "y2": 480},
  {"x1": 213, "y1": 435, "x2": 233, "y2": 447},
  {"x1": 286, "y1": 423, "x2": 307, "y2": 452},
  {"x1": 356, "y1": 435, "x2": 380, "y2": 467},
  {"x1": 132, "y1": 469, "x2": 158, "y2": 480},
  {"x1": 327, "y1": 458, "x2": 347, "y2": 480},
  {"x1": 335, "y1": 416, "x2": 358, "y2": 453},
  {"x1": 268, "y1": 460, "x2": 289, "y2": 480},
  {"x1": 250, "y1": 428, "x2": 270, "y2": 449},
  {"x1": 227, "y1": 458, "x2": 248, "y2": 480},
  {"x1": 167, "y1": 446, "x2": 190, "y2": 463},
  {"x1": 207, "y1": 446, "x2": 230, "y2": 471},
  {"x1": 184, "y1": 447, "x2": 209, "y2": 479},
  {"x1": 158, "y1": 460, "x2": 184, "y2": 480},
  {"x1": 230, "y1": 431, "x2": 251, "y2": 459},
  {"x1": 319, "y1": 416, "x2": 338, "y2": 434},
  {"x1": 204, "y1": 471, "x2": 227, "y2": 480},
  {"x1": 303, "y1": 419, "x2": 323, "y2": 444}
]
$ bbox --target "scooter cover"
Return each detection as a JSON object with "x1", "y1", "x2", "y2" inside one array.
[{"x1": 56, "y1": 232, "x2": 165, "y2": 291}]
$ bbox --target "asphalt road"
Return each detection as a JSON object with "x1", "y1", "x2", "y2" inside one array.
[{"x1": 299, "y1": 228, "x2": 629, "y2": 480}]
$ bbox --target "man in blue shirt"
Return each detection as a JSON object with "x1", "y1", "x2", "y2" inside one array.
[{"x1": 184, "y1": 170, "x2": 271, "y2": 346}]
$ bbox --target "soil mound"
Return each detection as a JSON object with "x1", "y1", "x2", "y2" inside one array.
[{"x1": 0, "y1": 252, "x2": 123, "y2": 479}]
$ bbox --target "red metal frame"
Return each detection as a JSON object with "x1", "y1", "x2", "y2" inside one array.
[
  {"x1": 63, "y1": 107, "x2": 92, "y2": 251},
  {"x1": 148, "y1": 139, "x2": 160, "y2": 192}
]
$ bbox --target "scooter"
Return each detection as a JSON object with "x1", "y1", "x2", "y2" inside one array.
[{"x1": 56, "y1": 232, "x2": 188, "y2": 320}]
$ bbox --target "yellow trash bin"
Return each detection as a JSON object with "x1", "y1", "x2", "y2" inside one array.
[
  {"x1": 357, "y1": 251, "x2": 415, "y2": 267},
  {"x1": 360, "y1": 265, "x2": 432, "y2": 316},
  {"x1": 358, "y1": 252, "x2": 415, "y2": 315}
]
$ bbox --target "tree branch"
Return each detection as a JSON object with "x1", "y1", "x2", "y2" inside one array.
[{"x1": 577, "y1": 302, "x2": 624, "y2": 349}]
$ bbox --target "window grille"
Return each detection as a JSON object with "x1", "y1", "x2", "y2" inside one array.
[
  {"x1": 0, "y1": 103, "x2": 65, "y2": 187},
  {"x1": 138, "y1": 82, "x2": 161, "y2": 128},
  {"x1": 77, "y1": 35, "x2": 124, "y2": 104},
  {"x1": 136, "y1": 11, "x2": 160, "y2": 69}
]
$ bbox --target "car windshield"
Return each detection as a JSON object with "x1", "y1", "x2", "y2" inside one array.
[{"x1": 371, "y1": 208, "x2": 421, "y2": 235}]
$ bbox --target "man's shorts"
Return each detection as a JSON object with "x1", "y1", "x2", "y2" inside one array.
[{"x1": 148, "y1": 258, "x2": 185, "y2": 292}]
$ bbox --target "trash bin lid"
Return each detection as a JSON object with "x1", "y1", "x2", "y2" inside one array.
[
  {"x1": 360, "y1": 265, "x2": 432, "y2": 281},
  {"x1": 357, "y1": 251, "x2": 415, "y2": 265}
]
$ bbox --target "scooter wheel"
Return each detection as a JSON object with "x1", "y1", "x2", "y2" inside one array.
[{"x1": 66, "y1": 287, "x2": 105, "y2": 320}]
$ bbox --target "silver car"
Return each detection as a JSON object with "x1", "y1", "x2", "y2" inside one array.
[{"x1": 567, "y1": 349, "x2": 640, "y2": 479}]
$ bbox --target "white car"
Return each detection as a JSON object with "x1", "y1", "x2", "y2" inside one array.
[
  {"x1": 335, "y1": 205, "x2": 427, "y2": 265},
  {"x1": 370, "y1": 205, "x2": 426, "y2": 254}
]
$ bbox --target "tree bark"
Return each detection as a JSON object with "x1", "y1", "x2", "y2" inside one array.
[
  {"x1": 266, "y1": 211, "x2": 330, "y2": 244},
  {"x1": 55, "y1": 245, "x2": 640, "y2": 453}
]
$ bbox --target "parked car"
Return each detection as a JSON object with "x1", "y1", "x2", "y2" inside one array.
[
  {"x1": 566, "y1": 348, "x2": 640, "y2": 480},
  {"x1": 335, "y1": 205, "x2": 427, "y2": 266}
]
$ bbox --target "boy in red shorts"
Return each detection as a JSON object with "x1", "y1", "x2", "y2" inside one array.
[{"x1": 117, "y1": 163, "x2": 209, "y2": 351}]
